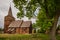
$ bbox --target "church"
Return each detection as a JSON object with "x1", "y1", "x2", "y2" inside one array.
[{"x1": 4, "y1": 6, "x2": 32, "y2": 34}]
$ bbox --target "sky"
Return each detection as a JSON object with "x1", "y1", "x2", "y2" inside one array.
[
  {"x1": 0, "y1": 0, "x2": 60, "y2": 28},
  {"x1": 0, "y1": 0, "x2": 36, "y2": 28}
]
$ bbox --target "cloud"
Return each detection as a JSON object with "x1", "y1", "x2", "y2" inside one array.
[
  {"x1": 0, "y1": 0, "x2": 11, "y2": 28},
  {"x1": 0, "y1": 0, "x2": 19, "y2": 28},
  {"x1": 0, "y1": 0, "x2": 9, "y2": 11}
]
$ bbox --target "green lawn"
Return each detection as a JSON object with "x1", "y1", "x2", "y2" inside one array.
[{"x1": 0, "y1": 33, "x2": 60, "y2": 40}]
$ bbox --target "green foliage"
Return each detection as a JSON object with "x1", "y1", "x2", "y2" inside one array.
[
  {"x1": 47, "y1": 0, "x2": 56, "y2": 17},
  {"x1": 37, "y1": 0, "x2": 60, "y2": 17},
  {"x1": 56, "y1": 0, "x2": 60, "y2": 10},
  {"x1": 35, "y1": 0, "x2": 60, "y2": 32},
  {"x1": 37, "y1": 0, "x2": 56, "y2": 18},
  {"x1": 36, "y1": 8, "x2": 54, "y2": 31},
  {"x1": 0, "y1": 28, "x2": 3, "y2": 31},
  {"x1": 13, "y1": 0, "x2": 38, "y2": 19},
  {"x1": 32, "y1": 23, "x2": 37, "y2": 28}
]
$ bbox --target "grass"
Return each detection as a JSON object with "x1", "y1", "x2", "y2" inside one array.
[
  {"x1": 0, "y1": 33, "x2": 60, "y2": 40},
  {"x1": 56, "y1": 34, "x2": 60, "y2": 40}
]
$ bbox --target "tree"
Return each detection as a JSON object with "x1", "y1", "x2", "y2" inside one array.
[
  {"x1": 36, "y1": 9, "x2": 53, "y2": 33},
  {"x1": 13, "y1": 0, "x2": 60, "y2": 40},
  {"x1": 36, "y1": 0, "x2": 60, "y2": 40}
]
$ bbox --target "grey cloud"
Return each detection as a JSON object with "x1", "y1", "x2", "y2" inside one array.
[
  {"x1": 0, "y1": 6, "x2": 8, "y2": 11},
  {"x1": 0, "y1": 0, "x2": 9, "y2": 11},
  {"x1": 0, "y1": 0, "x2": 18, "y2": 28}
]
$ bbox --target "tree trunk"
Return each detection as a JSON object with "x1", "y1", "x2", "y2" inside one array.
[{"x1": 50, "y1": 14, "x2": 59, "y2": 40}]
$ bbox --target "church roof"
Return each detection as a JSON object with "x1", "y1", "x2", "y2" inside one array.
[
  {"x1": 8, "y1": 20, "x2": 32, "y2": 27},
  {"x1": 21, "y1": 21, "x2": 32, "y2": 27},
  {"x1": 9, "y1": 20, "x2": 23, "y2": 27}
]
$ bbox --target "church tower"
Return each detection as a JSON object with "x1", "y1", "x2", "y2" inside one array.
[{"x1": 4, "y1": 6, "x2": 15, "y2": 33}]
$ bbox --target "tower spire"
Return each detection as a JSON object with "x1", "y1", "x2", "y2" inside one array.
[{"x1": 8, "y1": 5, "x2": 13, "y2": 16}]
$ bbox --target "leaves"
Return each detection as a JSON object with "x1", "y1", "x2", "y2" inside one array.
[
  {"x1": 13, "y1": 0, "x2": 38, "y2": 19},
  {"x1": 36, "y1": 0, "x2": 60, "y2": 32},
  {"x1": 36, "y1": 8, "x2": 53, "y2": 31},
  {"x1": 17, "y1": 11, "x2": 24, "y2": 19}
]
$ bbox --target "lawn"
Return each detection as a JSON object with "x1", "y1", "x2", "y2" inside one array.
[{"x1": 0, "y1": 33, "x2": 60, "y2": 40}]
